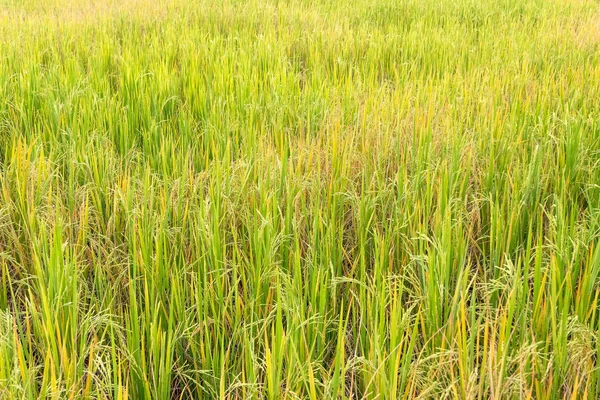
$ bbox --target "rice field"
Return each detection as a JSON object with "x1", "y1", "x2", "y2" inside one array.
[{"x1": 1, "y1": 0, "x2": 600, "y2": 398}]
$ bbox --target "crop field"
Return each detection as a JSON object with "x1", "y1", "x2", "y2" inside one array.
[{"x1": 1, "y1": 0, "x2": 600, "y2": 398}]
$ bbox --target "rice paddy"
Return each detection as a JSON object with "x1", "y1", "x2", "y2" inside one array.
[{"x1": 1, "y1": 0, "x2": 600, "y2": 398}]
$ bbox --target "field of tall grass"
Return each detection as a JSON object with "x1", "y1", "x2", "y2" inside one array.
[{"x1": 1, "y1": 0, "x2": 600, "y2": 398}]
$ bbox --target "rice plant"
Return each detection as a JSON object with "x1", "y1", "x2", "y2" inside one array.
[{"x1": 1, "y1": 0, "x2": 600, "y2": 398}]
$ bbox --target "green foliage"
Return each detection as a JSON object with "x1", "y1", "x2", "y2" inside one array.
[{"x1": 1, "y1": 0, "x2": 600, "y2": 398}]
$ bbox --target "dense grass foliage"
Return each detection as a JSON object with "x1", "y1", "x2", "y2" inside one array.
[{"x1": 1, "y1": 0, "x2": 600, "y2": 398}]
